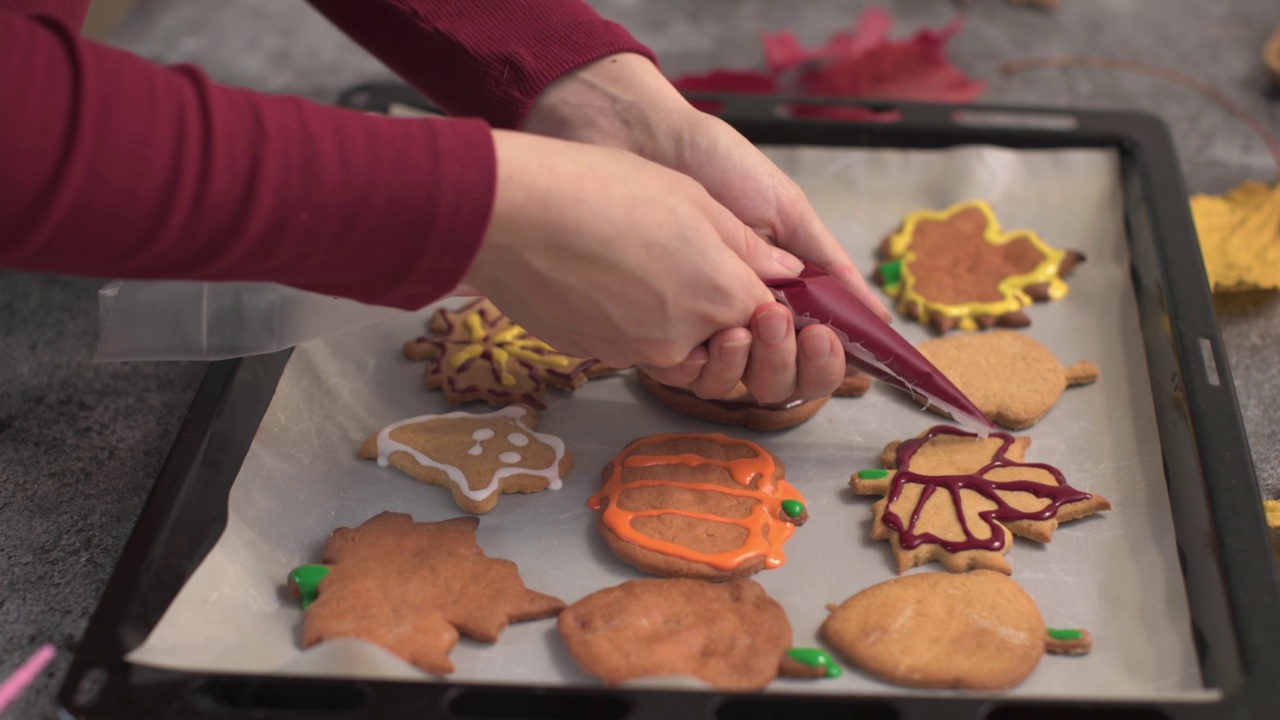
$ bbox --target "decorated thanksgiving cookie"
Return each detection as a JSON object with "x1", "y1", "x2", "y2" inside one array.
[
  {"x1": 287, "y1": 513, "x2": 564, "y2": 675},
  {"x1": 915, "y1": 330, "x2": 1099, "y2": 429},
  {"x1": 820, "y1": 570, "x2": 1091, "y2": 690},
  {"x1": 851, "y1": 425, "x2": 1111, "y2": 574},
  {"x1": 875, "y1": 200, "x2": 1084, "y2": 333},
  {"x1": 405, "y1": 298, "x2": 608, "y2": 409},
  {"x1": 360, "y1": 405, "x2": 571, "y2": 514},
  {"x1": 559, "y1": 578, "x2": 839, "y2": 691},
  {"x1": 589, "y1": 433, "x2": 807, "y2": 580}
]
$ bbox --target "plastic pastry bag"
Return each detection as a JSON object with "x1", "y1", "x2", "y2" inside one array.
[
  {"x1": 95, "y1": 280, "x2": 403, "y2": 362},
  {"x1": 766, "y1": 263, "x2": 992, "y2": 434}
]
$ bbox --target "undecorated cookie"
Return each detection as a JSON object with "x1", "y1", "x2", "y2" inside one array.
[
  {"x1": 559, "y1": 578, "x2": 839, "y2": 690},
  {"x1": 875, "y1": 200, "x2": 1084, "y2": 333},
  {"x1": 820, "y1": 570, "x2": 1091, "y2": 690},
  {"x1": 637, "y1": 370, "x2": 833, "y2": 431},
  {"x1": 288, "y1": 513, "x2": 564, "y2": 675},
  {"x1": 589, "y1": 433, "x2": 807, "y2": 580},
  {"x1": 915, "y1": 330, "x2": 1099, "y2": 429},
  {"x1": 360, "y1": 405, "x2": 571, "y2": 514},
  {"x1": 851, "y1": 425, "x2": 1111, "y2": 574}
]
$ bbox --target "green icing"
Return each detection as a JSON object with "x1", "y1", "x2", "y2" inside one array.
[
  {"x1": 289, "y1": 564, "x2": 329, "y2": 610},
  {"x1": 878, "y1": 259, "x2": 903, "y2": 287},
  {"x1": 786, "y1": 648, "x2": 843, "y2": 679},
  {"x1": 857, "y1": 468, "x2": 889, "y2": 480},
  {"x1": 1047, "y1": 627, "x2": 1083, "y2": 641},
  {"x1": 781, "y1": 499, "x2": 805, "y2": 518}
]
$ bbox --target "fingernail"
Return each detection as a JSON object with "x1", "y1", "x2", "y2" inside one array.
[
  {"x1": 756, "y1": 308, "x2": 790, "y2": 346},
  {"x1": 769, "y1": 246, "x2": 805, "y2": 275},
  {"x1": 719, "y1": 337, "x2": 751, "y2": 364},
  {"x1": 800, "y1": 328, "x2": 833, "y2": 362}
]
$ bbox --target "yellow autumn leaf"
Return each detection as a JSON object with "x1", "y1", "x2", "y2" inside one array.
[{"x1": 1189, "y1": 180, "x2": 1280, "y2": 292}]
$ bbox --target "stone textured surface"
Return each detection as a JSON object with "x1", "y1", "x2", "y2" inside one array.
[{"x1": 2, "y1": 0, "x2": 1277, "y2": 716}]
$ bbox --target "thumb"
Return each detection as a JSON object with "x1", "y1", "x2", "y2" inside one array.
[{"x1": 709, "y1": 204, "x2": 806, "y2": 282}]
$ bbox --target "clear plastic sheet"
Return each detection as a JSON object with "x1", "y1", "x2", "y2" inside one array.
[{"x1": 126, "y1": 146, "x2": 1212, "y2": 700}]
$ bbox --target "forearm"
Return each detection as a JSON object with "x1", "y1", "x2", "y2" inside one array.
[
  {"x1": 1, "y1": 12, "x2": 494, "y2": 311},
  {"x1": 305, "y1": 0, "x2": 656, "y2": 129}
]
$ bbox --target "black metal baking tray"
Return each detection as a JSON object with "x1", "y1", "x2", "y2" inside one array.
[{"x1": 58, "y1": 87, "x2": 1280, "y2": 720}]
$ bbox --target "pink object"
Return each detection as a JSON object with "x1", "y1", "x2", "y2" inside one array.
[
  {"x1": 0, "y1": 644, "x2": 56, "y2": 714},
  {"x1": 766, "y1": 264, "x2": 993, "y2": 434}
]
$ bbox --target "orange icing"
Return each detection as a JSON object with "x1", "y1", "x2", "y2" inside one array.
[{"x1": 587, "y1": 433, "x2": 805, "y2": 571}]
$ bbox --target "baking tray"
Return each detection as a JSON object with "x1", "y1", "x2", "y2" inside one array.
[{"x1": 58, "y1": 89, "x2": 1280, "y2": 720}]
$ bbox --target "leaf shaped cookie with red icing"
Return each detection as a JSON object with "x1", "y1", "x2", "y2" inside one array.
[
  {"x1": 850, "y1": 426, "x2": 1110, "y2": 574},
  {"x1": 405, "y1": 298, "x2": 606, "y2": 409}
]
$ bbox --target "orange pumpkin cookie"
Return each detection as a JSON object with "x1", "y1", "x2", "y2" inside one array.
[
  {"x1": 851, "y1": 425, "x2": 1111, "y2": 574},
  {"x1": 588, "y1": 433, "x2": 807, "y2": 580},
  {"x1": 915, "y1": 330, "x2": 1099, "y2": 429},
  {"x1": 875, "y1": 200, "x2": 1084, "y2": 333},
  {"x1": 820, "y1": 571, "x2": 1091, "y2": 691},
  {"x1": 289, "y1": 513, "x2": 564, "y2": 675},
  {"x1": 405, "y1": 298, "x2": 608, "y2": 409}
]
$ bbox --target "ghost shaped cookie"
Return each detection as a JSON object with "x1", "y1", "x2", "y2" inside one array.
[
  {"x1": 289, "y1": 513, "x2": 564, "y2": 675},
  {"x1": 875, "y1": 200, "x2": 1084, "y2": 333},
  {"x1": 915, "y1": 330, "x2": 1099, "y2": 429},
  {"x1": 851, "y1": 425, "x2": 1111, "y2": 574},
  {"x1": 360, "y1": 405, "x2": 571, "y2": 514}
]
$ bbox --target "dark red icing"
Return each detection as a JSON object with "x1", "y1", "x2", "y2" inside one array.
[{"x1": 881, "y1": 425, "x2": 1091, "y2": 552}]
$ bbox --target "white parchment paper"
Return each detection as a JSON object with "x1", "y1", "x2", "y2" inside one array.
[{"x1": 128, "y1": 146, "x2": 1211, "y2": 700}]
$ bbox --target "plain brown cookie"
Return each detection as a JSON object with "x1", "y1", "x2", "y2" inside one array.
[
  {"x1": 820, "y1": 570, "x2": 1089, "y2": 690},
  {"x1": 588, "y1": 433, "x2": 807, "y2": 580},
  {"x1": 298, "y1": 512, "x2": 565, "y2": 675},
  {"x1": 359, "y1": 405, "x2": 572, "y2": 514},
  {"x1": 637, "y1": 370, "x2": 832, "y2": 431},
  {"x1": 558, "y1": 578, "x2": 794, "y2": 691},
  {"x1": 851, "y1": 425, "x2": 1111, "y2": 574},
  {"x1": 915, "y1": 330, "x2": 1099, "y2": 429}
]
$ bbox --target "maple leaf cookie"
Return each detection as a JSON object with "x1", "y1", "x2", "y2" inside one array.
[
  {"x1": 286, "y1": 513, "x2": 564, "y2": 675},
  {"x1": 405, "y1": 298, "x2": 608, "y2": 409},
  {"x1": 850, "y1": 425, "x2": 1110, "y2": 574},
  {"x1": 915, "y1": 330, "x2": 1099, "y2": 429},
  {"x1": 360, "y1": 405, "x2": 571, "y2": 514},
  {"x1": 589, "y1": 433, "x2": 807, "y2": 581},
  {"x1": 874, "y1": 200, "x2": 1084, "y2": 333}
]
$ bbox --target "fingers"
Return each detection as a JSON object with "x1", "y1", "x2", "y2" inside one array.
[
  {"x1": 638, "y1": 344, "x2": 709, "y2": 389},
  {"x1": 776, "y1": 196, "x2": 893, "y2": 324},
  {"x1": 742, "y1": 303, "x2": 797, "y2": 403},
  {"x1": 687, "y1": 327, "x2": 752, "y2": 399},
  {"x1": 707, "y1": 199, "x2": 804, "y2": 285},
  {"x1": 792, "y1": 324, "x2": 847, "y2": 400}
]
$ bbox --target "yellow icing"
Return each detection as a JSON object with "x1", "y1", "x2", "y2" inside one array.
[
  {"x1": 448, "y1": 311, "x2": 575, "y2": 387},
  {"x1": 883, "y1": 200, "x2": 1070, "y2": 331}
]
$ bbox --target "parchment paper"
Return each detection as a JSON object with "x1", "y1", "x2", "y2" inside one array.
[{"x1": 128, "y1": 146, "x2": 1211, "y2": 700}]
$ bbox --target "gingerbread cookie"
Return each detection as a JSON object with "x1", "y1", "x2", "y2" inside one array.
[
  {"x1": 875, "y1": 200, "x2": 1084, "y2": 333},
  {"x1": 834, "y1": 369, "x2": 873, "y2": 397},
  {"x1": 559, "y1": 578, "x2": 839, "y2": 690},
  {"x1": 851, "y1": 425, "x2": 1111, "y2": 574},
  {"x1": 915, "y1": 330, "x2": 1099, "y2": 429},
  {"x1": 588, "y1": 433, "x2": 807, "y2": 580},
  {"x1": 405, "y1": 298, "x2": 608, "y2": 409},
  {"x1": 288, "y1": 513, "x2": 564, "y2": 675},
  {"x1": 820, "y1": 570, "x2": 1091, "y2": 690},
  {"x1": 360, "y1": 405, "x2": 571, "y2": 514}
]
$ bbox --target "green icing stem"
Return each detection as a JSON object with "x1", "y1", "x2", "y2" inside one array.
[
  {"x1": 857, "y1": 468, "x2": 889, "y2": 480},
  {"x1": 781, "y1": 499, "x2": 805, "y2": 518},
  {"x1": 877, "y1": 259, "x2": 903, "y2": 286},
  {"x1": 289, "y1": 564, "x2": 329, "y2": 610},
  {"x1": 1047, "y1": 627, "x2": 1083, "y2": 641},
  {"x1": 786, "y1": 648, "x2": 843, "y2": 679}
]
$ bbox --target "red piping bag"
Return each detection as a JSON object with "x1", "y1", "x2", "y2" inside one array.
[{"x1": 765, "y1": 263, "x2": 993, "y2": 435}]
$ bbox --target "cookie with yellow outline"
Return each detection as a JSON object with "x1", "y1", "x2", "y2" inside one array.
[
  {"x1": 874, "y1": 201, "x2": 1084, "y2": 333},
  {"x1": 405, "y1": 298, "x2": 608, "y2": 409}
]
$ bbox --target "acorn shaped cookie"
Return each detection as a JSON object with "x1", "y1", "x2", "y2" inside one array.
[{"x1": 588, "y1": 433, "x2": 807, "y2": 580}]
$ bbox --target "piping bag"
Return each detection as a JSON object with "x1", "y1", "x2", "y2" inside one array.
[{"x1": 765, "y1": 263, "x2": 993, "y2": 436}]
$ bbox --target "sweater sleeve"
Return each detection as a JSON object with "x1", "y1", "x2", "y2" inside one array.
[
  {"x1": 0, "y1": 11, "x2": 495, "y2": 311},
  {"x1": 305, "y1": 0, "x2": 657, "y2": 129}
]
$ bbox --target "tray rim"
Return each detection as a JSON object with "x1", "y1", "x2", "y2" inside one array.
[{"x1": 57, "y1": 89, "x2": 1280, "y2": 720}]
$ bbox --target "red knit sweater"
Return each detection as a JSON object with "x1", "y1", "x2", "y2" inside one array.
[{"x1": 0, "y1": 1, "x2": 654, "y2": 310}]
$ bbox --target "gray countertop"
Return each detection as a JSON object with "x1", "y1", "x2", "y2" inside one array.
[{"x1": 2, "y1": 0, "x2": 1277, "y2": 717}]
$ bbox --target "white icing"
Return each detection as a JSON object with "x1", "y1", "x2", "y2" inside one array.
[
  {"x1": 506, "y1": 433, "x2": 529, "y2": 447},
  {"x1": 498, "y1": 452, "x2": 522, "y2": 464},
  {"x1": 471, "y1": 428, "x2": 495, "y2": 441},
  {"x1": 467, "y1": 444, "x2": 483, "y2": 456},
  {"x1": 375, "y1": 405, "x2": 567, "y2": 502}
]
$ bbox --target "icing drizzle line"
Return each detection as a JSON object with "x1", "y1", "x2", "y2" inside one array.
[
  {"x1": 880, "y1": 425, "x2": 1091, "y2": 553},
  {"x1": 375, "y1": 406, "x2": 566, "y2": 502},
  {"x1": 448, "y1": 313, "x2": 575, "y2": 387},
  {"x1": 587, "y1": 433, "x2": 805, "y2": 571}
]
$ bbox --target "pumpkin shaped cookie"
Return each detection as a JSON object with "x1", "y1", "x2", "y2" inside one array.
[{"x1": 588, "y1": 433, "x2": 807, "y2": 580}]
